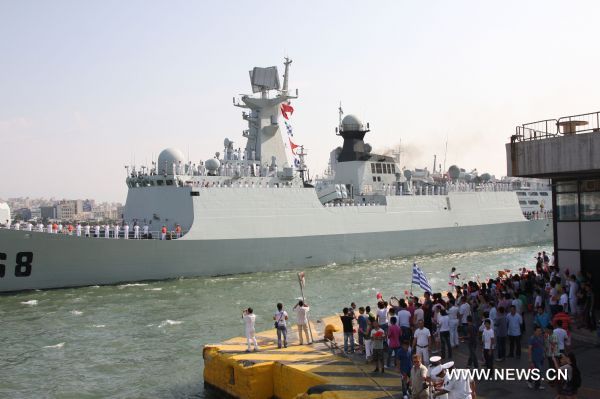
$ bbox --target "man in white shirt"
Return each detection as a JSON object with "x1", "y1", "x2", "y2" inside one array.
[
  {"x1": 84, "y1": 224, "x2": 90, "y2": 237},
  {"x1": 134, "y1": 224, "x2": 140, "y2": 239},
  {"x1": 242, "y1": 307, "x2": 259, "y2": 352},
  {"x1": 293, "y1": 300, "x2": 312, "y2": 345},
  {"x1": 113, "y1": 224, "x2": 119, "y2": 239},
  {"x1": 448, "y1": 300, "x2": 460, "y2": 347},
  {"x1": 104, "y1": 224, "x2": 110, "y2": 238},
  {"x1": 142, "y1": 224, "x2": 149, "y2": 238},
  {"x1": 94, "y1": 225, "x2": 100, "y2": 238},
  {"x1": 482, "y1": 319, "x2": 495, "y2": 369},
  {"x1": 413, "y1": 320, "x2": 431, "y2": 366},
  {"x1": 414, "y1": 303, "x2": 425, "y2": 326},
  {"x1": 38, "y1": 223, "x2": 44, "y2": 232},
  {"x1": 559, "y1": 291, "x2": 569, "y2": 313},
  {"x1": 397, "y1": 302, "x2": 412, "y2": 340},
  {"x1": 76, "y1": 223, "x2": 82, "y2": 237},
  {"x1": 123, "y1": 224, "x2": 129, "y2": 239},
  {"x1": 553, "y1": 320, "x2": 569, "y2": 353},
  {"x1": 26, "y1": 222, "x2": 32, "y2": 231},
  {"x1": 438, "y1": 361, "x2": 474, "y2": 399},
  {"x1": 14, "y1": 222, "x2": 20, "y2": 231},
  {"x1": 459, "y1": 297, "x2": 471, "y2": 339},
  {"x1": 273, "y1": 302, "x2": 289, "y2": 349}
]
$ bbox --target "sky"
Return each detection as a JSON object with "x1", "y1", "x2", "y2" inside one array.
[{"x1": 1, "y1": 1, "x2": 600, "y2": 202}]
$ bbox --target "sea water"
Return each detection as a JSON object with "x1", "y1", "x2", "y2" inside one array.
[{"x1": 0, "y1": 243, "x2": 551, "y2": 398}]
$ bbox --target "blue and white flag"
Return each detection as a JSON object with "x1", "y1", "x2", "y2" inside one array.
[
  {"x1": 284, "y1": 121, "x2": 293, "y2": 136},
  {"x1": 412, "y1": 263, "x2": 432, "y2": 293}
]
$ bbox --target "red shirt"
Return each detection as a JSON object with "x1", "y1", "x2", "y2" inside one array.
[{"x1": 387, "y1": 324, "x2": 401, "y2": 349}]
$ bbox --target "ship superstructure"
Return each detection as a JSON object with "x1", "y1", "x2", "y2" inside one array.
[{"x1": 0, "y1": 59, "x2": 552, "y2": 292}]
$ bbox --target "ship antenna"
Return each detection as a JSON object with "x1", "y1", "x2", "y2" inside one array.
[
  {"x1": 443, "y1": 135, "x2": 449, "y2": 175},
  {"x1": 338, "y1": 102, "x2": 344, "y2": 130},
  {"x1": 282, "y1": 57, "x2": 292, "y2": 95}
]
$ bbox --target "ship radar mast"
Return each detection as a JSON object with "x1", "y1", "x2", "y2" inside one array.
[{"x1": 234, "y1": 58, "x2": 297, "y2": 166}]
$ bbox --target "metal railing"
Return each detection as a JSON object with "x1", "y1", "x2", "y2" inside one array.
[
  {"x1": 512, "y1": 111, "x2": 600, "y2": 143},
  {"x1": 0, "y1": 226, "x2": 187, "y2": 240}
]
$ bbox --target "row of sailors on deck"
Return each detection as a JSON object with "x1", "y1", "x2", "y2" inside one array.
[{"x1": 5, "y1": 222, "x2": 183, "y2": 240}]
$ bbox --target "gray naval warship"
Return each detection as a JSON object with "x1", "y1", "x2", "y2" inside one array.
[{"x1": 0, "y1": 59, "x2": 552, "y2": 292}]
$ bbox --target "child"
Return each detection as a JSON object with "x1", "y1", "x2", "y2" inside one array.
[{"x1": 371, "y1": 320, "x2": 386, "y2": 373}]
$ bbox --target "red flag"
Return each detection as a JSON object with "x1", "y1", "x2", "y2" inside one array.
[
  {"x1": 281, "y1": 103, "x2": 294, "y2": 120},
  {"x1": 289, "y1": 138, "x2": 299, "y2": 155}
]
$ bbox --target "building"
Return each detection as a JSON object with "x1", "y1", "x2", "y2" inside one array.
[
  {"x1": 40, "y1": 206, "x2": 57, "y2": 220},
  {"x1": 507, "y1": 110, "x2": 600, "y2": 306},
  {"x1": 56, "y1": 200, "x2": 83, "y2": 221}
]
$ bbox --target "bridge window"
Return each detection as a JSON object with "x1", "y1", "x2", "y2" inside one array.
[
  {"x1": 157, "y1": 180, "x2": 164, "y2": 186},
  {"x1": 166, "y1": 180, "x2": 173, "y2": 186},
  {"x1": 375, "y1": 163, "x2": 382, "y2": 174},
  {"x1": 528, "y1": 200, "x2": 539, "y2": 205},
  {"x1": 371, "y1": 163, "x2": 376, "y2": 174},
  {"x1": 539, "y1": 192, "x2": 548, "y2": 196},
  {"x1": 516, "y1": 192, "x2": 527, "y2": 196},
  {"x1": 519, "y1": 200, "x2": 527, "y2": 205},
  {"x1": 529, "y1": 192, "x2": 539, "y2": 196}
]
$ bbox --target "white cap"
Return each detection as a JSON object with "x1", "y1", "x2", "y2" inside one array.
[
  {"x1": 431, "y1": 365, "x2": 443, "y2": 376},
  {"x1": 429, "y1": 356, "x2": 442, "y2": 364},
  {"x1": 442, "y1": 361, "x2": 455, "y2": 369}
]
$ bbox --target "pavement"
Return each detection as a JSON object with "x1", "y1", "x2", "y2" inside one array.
[{"x1": 341, "y1": 316, "x2": 600, "y2": 399}]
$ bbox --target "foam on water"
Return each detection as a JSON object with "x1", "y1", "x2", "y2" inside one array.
[
  {"x1": 144, "y1": 287, "x2": 162, "y2": 291},
  {"x1": 159, "y1": 319, "x2": 183, "y2": 328},
  {"x1": 70, "y1": 310, "x2": 83, "y2": 316},
  {"x1": 43, "y1": 342, "x2": 65, "y2": 349},
  {"x1": 21, "y1": 299, "x2": 38, "y2": 305},
  {"x1": 118, "y1": 283, "x2": 149, "y2": 289}
]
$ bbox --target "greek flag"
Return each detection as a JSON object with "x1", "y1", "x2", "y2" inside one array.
[
  {"x1": 284, "y1": 121, "x2": 293, "y2": 136},
  {"x1": 412, "y1": 263, "x2": 432, "y2": 293}
]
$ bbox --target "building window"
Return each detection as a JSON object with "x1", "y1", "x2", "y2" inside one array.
[
  {"x1": 519, "y1": 200, "x2": 527, "y2": 205},
  {"x1": 516, "y1": 191, "x2": 527, "y2": 196},
  {"x1": 375, "y1": 163, "x2": 382, "y2": 174},
  {"x1": 528, "y1": 192, "x2": 539, "y2": 196},
  {"x1": 373, "y1": 176, "x2": 377, "y2": 182},
  {"x1": 540, "y1": 192, "x2": 549, "y2": 196},
  {"x1": 556, "y1": 193, "x2": 579, "y2": 221},
  {"x1": 391, "y1": 164, "x2": 396, "y2": 173},
  {"x1": 528, "y1": 200, "x2": 539, "y2": 205},
  {"x1": 371, "y1": 163, "x2": 376, "y2": 173},
  {"x1": 580, "y1": 191, "x2": 600, "y2": 220},
  {"x1": 377, "y1": 176, "x2": 381, "y2": 182},
  {"x1": 556, "y1": 181, "x2": 577, "y2": 193}
]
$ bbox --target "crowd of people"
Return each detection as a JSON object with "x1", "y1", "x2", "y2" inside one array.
[
  {"x1": 239, "y1": 252, "x2": 594, "y2": 398},
  {"x1": 330, "y1": 251, "x2": 592, "y2": 398},
  {"x1": 3, "y1": 220, "x2": 183, "y2": 240}
]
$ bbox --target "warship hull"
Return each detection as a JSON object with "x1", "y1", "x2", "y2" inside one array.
[{"x1": 0, "y1": 189, "x2": 552, "y2": 292}]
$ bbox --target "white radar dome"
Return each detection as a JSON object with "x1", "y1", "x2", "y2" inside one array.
[
  {"x1": 342, "y1": 114, "x2": 364, "y2": 131},
  {"x1": 158, "y1": 148, "x2": 186, "y2": 175},
  {"x1": 205, "y1": 158, "x2": 221, "y2": 173}
]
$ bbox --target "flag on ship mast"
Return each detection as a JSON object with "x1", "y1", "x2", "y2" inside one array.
[
  {"x1": 411, "y1": 263, "x2": 432, "y2": 293},
  {"x1": 281, "y1": 102, "x2": 294, "y2": 120}
]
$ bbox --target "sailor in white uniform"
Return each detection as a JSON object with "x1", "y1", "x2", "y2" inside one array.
[
  {"x1": 123, "y1": 224, "x2": 129, "y2": 239},
  {"x1": 26, "y1": 222, "x2": 33, "y2": 231},
  {"x1": 47, "y1": 224, "x2": 53, "y2": 234},
  {"x1": 58, "y1": 223, "x2": 63, "y2": 233},
  {"x1": 14, "y1": 222, "x2": 20, "y2": 231},
  {"x1": 104, "y1": 224, "x2": 110, "y2": 238},
  {"x1": 38, "y1": 223, "x2": 44, "y2": 232},
  {"x1": 76, "y1": 223, "x2": 82, "y2": 237},
  {"x1": 142, "y1": 224, "x2": 149, "y2": 238},
  {"x1": 84, "y1": 224, "x2": 91, "y2": 237},
  {"x1": 113, "y1": 224, "x2": 119, "y2": 239},
  {"x1": 133, "y1": 224, "x2": 140, "y2": 239},
  {"x1": 94, "y1": 225, "x2": 100, "y2": 238}
]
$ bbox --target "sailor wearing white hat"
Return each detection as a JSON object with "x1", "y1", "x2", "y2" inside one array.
[
  {"x1": 430, "y1": 361, "x2": 449, "y2": 399},
  {"x1": 434, "y1": 361, "x2": 475, "y2": 399}
]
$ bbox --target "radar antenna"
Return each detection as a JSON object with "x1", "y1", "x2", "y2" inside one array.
[{"x1": 282, "y1": 57, "x2": 292, "y2": 94}]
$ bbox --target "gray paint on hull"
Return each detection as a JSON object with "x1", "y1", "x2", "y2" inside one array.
[{"x1": 0, "y1": 220, "x2": 552, "y2": 292}]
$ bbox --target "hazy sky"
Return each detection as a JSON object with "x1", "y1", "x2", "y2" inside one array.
[{"x1": 2, "y1": 1, "x2": 599, "y2": 201}]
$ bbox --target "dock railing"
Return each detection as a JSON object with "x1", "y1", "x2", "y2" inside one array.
[{"x1": 512, "y1": 111, "x2": 600, "y2": 143}]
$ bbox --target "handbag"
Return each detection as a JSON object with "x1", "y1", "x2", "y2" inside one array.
[{"x1": 275, "y1": 311, "x2": 284, "y2": 329}]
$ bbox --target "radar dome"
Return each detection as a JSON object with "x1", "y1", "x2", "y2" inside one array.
[
  {"x1": 364, "y1": 143, "x2": 372, "y2": 153},
  {"x1": 480, "y1": 173, "x2": 492, "y2": 182},
  {"x1": 448, "y1": 165, "x2": 461, "y2": 180},
  {"x1": 158, "y1": 148, "x2": 186, "y2": 175},
  {"x1": 341, "y1": 114, "x2": 365, "y2": 131},
  {"x1": 403, "y1": 169, "x2": 412, "y2": 180},
  {"x1": 205, "y1": 158, "x2": 221, "y2": 175}
]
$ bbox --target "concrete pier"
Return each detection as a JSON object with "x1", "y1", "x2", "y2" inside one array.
[{"x1": 203, "y1": 315, "x2": 405, "y2": 399}]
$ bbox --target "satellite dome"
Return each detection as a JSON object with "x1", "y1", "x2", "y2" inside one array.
[
  {"x1": 341, "y1": 114, "x2": 364, "y2": 131},
  {"x1": 364, "y1": 143, "x2": 372, "y2": 153},
  {"x1": 158, "y1": 148, "x2": 186, "y2": 175},
  {"x1": 205, "y1": 158, "x2": 221, "y2": 174},
  {"x1": 403, "y1": 169, "x2": 412, "y2": 180},
  {"x1": 480, "y1": 173, "x2": 492, "y2": 182}
]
